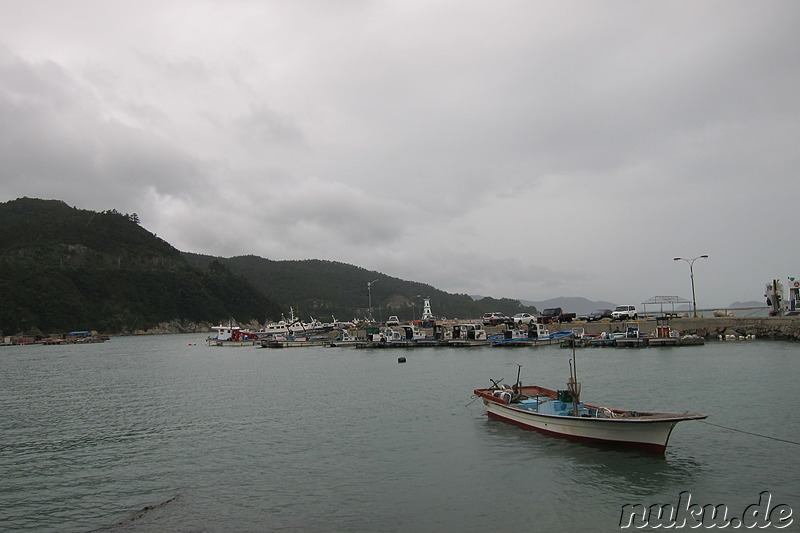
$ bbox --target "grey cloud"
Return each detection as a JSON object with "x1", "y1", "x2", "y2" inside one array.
[
  {"x1": 233, "y1": 106, "x2": 307, "y2": 148},
  {"x1": 0, "y1": 50, "x2": 203, "y2": 212},
  {"x1": 1, "y1": 2, "x2": 799, "y2": 306}
]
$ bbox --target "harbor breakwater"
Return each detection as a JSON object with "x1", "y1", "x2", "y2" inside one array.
[
  {"x1": 126, "y1": 317, "x2": 800, "y2": 342},
  {"x1": 549, "y1": 316, "x2": 800, "y2": 341}
]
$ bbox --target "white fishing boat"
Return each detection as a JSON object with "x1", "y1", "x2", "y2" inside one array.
[
  {"x1": 258, "y1": 308, "x2": 332, "y2": 340},
  {"x1": 473, "y1": 351, "x2": 707, "y2": 453},
  {"x1": 206, "y1": 324, "x2": 257, "y2": 346},
  {"x1": 489, "y1": 323, "x2": 574, "y2": 347},
  {"x1": 258, "y1": 321, "x2": 290, "y2": 339}
]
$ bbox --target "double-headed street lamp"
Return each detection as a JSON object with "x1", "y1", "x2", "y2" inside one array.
[{"x1": 673, "y1": 255, "x2": 709, "y2": 318}]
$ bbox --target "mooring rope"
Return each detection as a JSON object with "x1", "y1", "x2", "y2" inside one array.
[
  {"x1": 701, "y1": 420, "x2": 800, "y2": 446},
  {"x1": 465, "y1": 394, "x2": 481, "y2": 407}
]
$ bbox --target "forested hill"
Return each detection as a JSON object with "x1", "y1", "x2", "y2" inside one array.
[
  {"x1": 0, "y1": 196, "x2": 538, "y2": 336},
  {"x1": 0, "y1": 198, "x2": 282, "y2": 335},
  {"x1": 182, "y1": 253, "x2": 539, "y2": 322}
]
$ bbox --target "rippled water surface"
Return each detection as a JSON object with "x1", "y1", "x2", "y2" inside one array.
[{"x1": 1, "y1": 336, "x2": 798, "y2": 532}]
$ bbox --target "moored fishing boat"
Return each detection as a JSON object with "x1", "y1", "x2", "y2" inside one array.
[
  {"x1": 354, "y1": 324, "x2": 439, "y2": 348},
  {"x1": 257, "y1": 308, "x2": 335, "y2": 341},
  {"x1": 206, "y1": 324, "x2": 258, "y2": 346},
  {"x1": 260, "y1": 336, "x2": 333, "y2": 348},
  {"x1": 473, "y1": 352, "x2": 707, "y2": 453},
  {"x1": 490, "y1": 323, "x2": 574, "y2": 347}
]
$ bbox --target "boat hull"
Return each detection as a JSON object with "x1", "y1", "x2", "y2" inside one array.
[
  {"x1": 206, "y1": 339, "x2": 256, "y2": 347},
  {"x1": 484, "y1": 401, "x2": 681, "y2": 453},
  {"x1": 260, "y1": 339, "x2": 334, "y2": 348}
]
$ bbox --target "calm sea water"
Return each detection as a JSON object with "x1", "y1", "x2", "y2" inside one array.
[{"x1": 1, "y1": 335, "x2": 798, "y2": 532}]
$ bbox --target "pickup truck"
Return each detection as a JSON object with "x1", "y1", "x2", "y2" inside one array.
[
  {"x1": 540, "y1": 307, "x2": 576, "y2": 324},
  {"x1": 611, "y1": 305, "x2": 638, "y2": 321}
]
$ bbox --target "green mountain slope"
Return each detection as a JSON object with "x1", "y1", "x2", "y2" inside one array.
[{"x1": 0, "y1": 198, "x2": 282, "y2": 335}]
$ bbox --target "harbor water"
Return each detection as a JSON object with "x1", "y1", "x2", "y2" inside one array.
[{"x1": 1, "y1": 335, "x2": 798, "y2": 532}]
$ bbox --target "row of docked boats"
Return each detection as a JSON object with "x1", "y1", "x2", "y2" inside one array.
[
  {"x1": 208, "y1": 317, "x2": 708, "y2": 349},
  {"x1": 261, "y1": 322, "x2": 576, "y2": 348},
  {"x1": 206, "y1": 309, "x2": 353, "y2": 346},
  {"x1": 206, "y1": 319, "x2": 576, "y2": 348},
  {"x1": 563, "y1": 320, "x2": 705, "y2": 348}
]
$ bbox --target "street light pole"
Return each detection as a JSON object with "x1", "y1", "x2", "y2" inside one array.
[
  {"x1": 367, "y1": 279, "x2": 379, "y2": 321},
  {"x1": 673, "y1": 255, "x2": 709, "y2": 318}
]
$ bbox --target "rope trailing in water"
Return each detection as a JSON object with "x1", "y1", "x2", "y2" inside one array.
[
  {"x1": 701, "y1": 420, "x2": 800, "y2": 446},
  {"x1": 465, "y1": 395, "x2": 481, "y2": 407}
]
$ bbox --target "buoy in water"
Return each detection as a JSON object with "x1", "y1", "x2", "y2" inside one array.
[{"x1": 398, "y1": 357, "x2": 406, "y2": 363}]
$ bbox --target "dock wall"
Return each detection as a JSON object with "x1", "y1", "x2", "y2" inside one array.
[{"x1": 549, "y1": 317, "x2": 800, "y2": 341}]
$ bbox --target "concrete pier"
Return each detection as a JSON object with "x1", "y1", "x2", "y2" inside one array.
[{"x1": 548, "y1": 316, "x2": 800, "y2": 341}]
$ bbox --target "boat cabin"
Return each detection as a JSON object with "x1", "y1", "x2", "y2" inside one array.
[
  {"x1": 451, "y1": 323, "x2": 487, "y2": 340},
  {"x1": 502, "y1": 325, "x2": 529, "y2": 340},
  {"x1": 625, "y1": 321, "x2": 640, "y2": 338},
  {"x1": 527, "y1": 322, "x2": 550, "y2": 339},
  {"x1": 399, "y1": 324, "x2": 426, "y2": 340},
  {"x1": 370, "y1": 328, "x2": 402, "y2": 342},
  {"x1": 432, "y1": 324, "x2": 452, "y2": 340},
  {"x1": 210, "y1": 324, "x2": 241, "y2": 341},
  {"x1": 654, "y1": 317, "x2": 679, "y2": 338}
]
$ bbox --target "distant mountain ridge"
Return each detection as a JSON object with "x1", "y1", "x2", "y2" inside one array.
[
  {"x1": 523, "y1": 298, "x2": 765, "y2": 313},
  {"x1": 182, "y1": 252, "x2": 540, "y2": 322},
  {"x1": 729, "y1": 301, "x2": 764, "y2": 309},
  {"x1": 473, "y1": 295, "x2": 618, "y2": 315}
]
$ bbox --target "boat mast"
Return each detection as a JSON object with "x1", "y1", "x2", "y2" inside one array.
[
  {"x1": 512, "y1": 363, "x2": 522, "y2": 402},
  {"x1": 568, "y1": 339, "x2": 581, "y2": 416}
]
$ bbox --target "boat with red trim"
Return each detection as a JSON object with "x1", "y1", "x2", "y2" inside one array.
[{"x1": 473, "y1": 356, "x2": 707, "y2": 453}]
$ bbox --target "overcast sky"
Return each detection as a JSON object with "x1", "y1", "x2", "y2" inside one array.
[{"x1": 2, "y1": 1, "x2": 798, "y2": 308}]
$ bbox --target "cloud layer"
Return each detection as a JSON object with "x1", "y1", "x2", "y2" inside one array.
[{"x1": 2, "y1": 1, "x2": 799, "y2": 307}]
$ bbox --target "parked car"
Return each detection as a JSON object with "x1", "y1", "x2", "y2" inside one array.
[
  {"x1": 584, "y1": 309, "x2": 613, "y2": 322},
  {"x1": 512, "y1": 312, "x2": 535, "y2": 325},
  {"x1": 611, "y1": 305, "x2": 638, "y2": 321},
  {"x1": 482, "y1": 312, "x2": 511, "y2": 326},
  {"x1": 540, "y1": 307, "x2": 577, "y2": 324}
]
